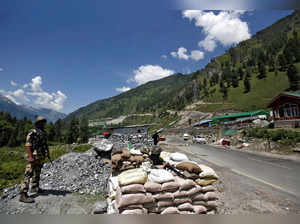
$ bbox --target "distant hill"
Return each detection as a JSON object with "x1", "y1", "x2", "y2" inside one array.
[
  {"x1": 65, "y1": 73, "x2": 192, "y2": 121},
  {"x1": 65, "y1": 10, "x2": 300, "y2": 121},
  {"x1": 0, "y1": 95, "x2": 66, "y2": 122}
]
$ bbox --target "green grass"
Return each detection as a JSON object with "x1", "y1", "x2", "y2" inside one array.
[
  {"x1": 0, "y1": 143, "x2": 92, "y2": 195},
  {"x1": 195, "y1": 63, "x2": 296, "y2": 112}
]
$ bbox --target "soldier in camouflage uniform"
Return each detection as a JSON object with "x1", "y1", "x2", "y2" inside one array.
[{"x1": 19, "y1": 116, "x2": 50, "y2": 203}]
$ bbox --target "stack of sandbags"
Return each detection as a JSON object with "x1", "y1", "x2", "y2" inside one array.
[
  {"x1": 112, "y1": 168, "x2": 150, "y2": 214},
  {"x1": 108, "y1": 150, "x2": 220, "y2": 215},
  {"x1": 111, "y1": 148, "x2": 149, "y2": 172}
]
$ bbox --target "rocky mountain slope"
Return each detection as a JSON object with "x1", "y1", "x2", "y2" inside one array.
[{"x1": 0, "y1": 95, "x2": 66, "y2": 122}]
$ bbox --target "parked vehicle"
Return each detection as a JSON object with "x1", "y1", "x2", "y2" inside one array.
[
  {"x1": 183, "y1": 133, "x2": 189, "y2": 141},
  {"x1": 192, "y1": 135, "x2": 207, "y2": 144}
]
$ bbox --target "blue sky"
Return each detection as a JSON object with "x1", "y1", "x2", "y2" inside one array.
[{"x1": 0, "y1": 1, "x2": 293, "y2": 114}]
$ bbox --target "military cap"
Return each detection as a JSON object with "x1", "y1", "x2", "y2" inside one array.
[{"x1": 35, "y1": 116, "x2": 47, "y2": 124}]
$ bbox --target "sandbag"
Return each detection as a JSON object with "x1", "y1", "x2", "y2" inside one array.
[
  {"x1": 129, "y1": 155, "x2": 144, "y2": 164},
  {"x1": 161, "y1": 207, "x2": 180, "y2": 214},
  {"x1": 177, "y1": 203, "x2": 194, "y2": 211},
  {"x1": 201, "y1": 185, "x2": 216, "y2": 193},
  {"x1": 160, "y1": 151, "x2": 170, "y2": 162},
  {"x1": 112, "y1": 154, "x2": 122, "y2": 164},
  {"x1": 174, "y1": 176, "x2": 196, "y2": 190},
  {"x1": 144, "y1": 193, "x2": 155, "y2": 204},
  {"x1": 192, "y1": 201, "x2": 207, "y2": 206},
  {"x1": 173, "y1": 190, "x2": 187, "y2": 198},
  {"x1": 144, "y1": 182, "x2": 162, "y2": 193},
  {"x1": 176, "y1": 161, "x2": 202, "y2": 174},
  {"x1": 143, "y1": 202, "x2": 156, "y2": 209},
  {"x1": 118, "y1": 168, "x2": 148, "y2": 186},
  {"x1": 206, "y1": 200, "x2": 218, "y2": 209},
  {"x1": 161, "y1": 181, "x2": 179, "y2": 192},
  {"x1": 174, "y1": 197, "x2": 192, "y2": 205},
  {"x1": 204, "y1": 192, "x2": 218, "y2": 201},
  {"x1": 153, "y1": 192, "x2": 174, "y2": 200},
  {"x1": 116, "y1": 193, "x2": 147, "y2": 209},
  {"x1": 186, "y1": 185, "x2": 202, "y2": 196},
  {"x1": 170, "y1": 152, "x2": 189, "y2": 162},
  {"x1": 121, "y1": 149, "x2": 131, "y2": 159},
  {"x1": 195, "y1": 178, "x2": 217, "y2": 186},
  {"x1": 198, "y1": 164, "x2": 218, "y2": 179},
  {"x1": 157, "y1": 199, "x2": 174, "y2": 207},
  {"x1": 183, "y1": 171, "x2": 199, "y2": 180},
  {"x1": 121, "y1": 208, "x2": 147, "y2": 214},
  {"x1": 148, "y1": 169, "x2": 174, "y2": 184},
  {"x1": 193, "y1": 205, "x2": 207, "y2": 214},
  {"x1": 121, "y1": 184, "x2": 146, "y2": 194},
  {"x1": 191, "y1": 193, "x2": 206, "y2": 201}
]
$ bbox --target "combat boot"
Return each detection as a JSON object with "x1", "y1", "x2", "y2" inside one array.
[{"x1": 19, "y1": 192, "x2": 35, "y2": 203}]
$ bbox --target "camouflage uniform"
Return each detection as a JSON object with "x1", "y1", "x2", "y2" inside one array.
[{"x1": 20, "y1": 127, "x2": 49, "y2": 193}]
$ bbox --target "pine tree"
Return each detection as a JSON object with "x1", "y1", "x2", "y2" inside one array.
[
  {"x1": 67, "y1": 117, "x2": 80, "y2": 144},
  {"x1": 286, "y1": 64, "x2": 300, "y2": 91},
  {"x1": 238, "y1": 67, "x2": 244, "y2": 80},
  {"x1": 243, "y1": 77, "x2": 251, "y2": 93},
  {"x1": 231, "y1": 75, "x2": 239, "y2": 88},
  {"x1": 257, "y1": 62, "x2": 267, "y2": 79},
  {"x1": 278, "y1": 54, "x2": 287, "y2": 71},
  {"x1": 219, "y1": 80, "x2": 228, "y2": 100},
  {"x1": 79, "y1": 118, "x2": 89, "y2": 143}
]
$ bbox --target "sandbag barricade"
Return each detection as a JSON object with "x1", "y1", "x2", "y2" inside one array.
[{"x1": 107, "y1": 151, "x2": 219, "y2": 215}]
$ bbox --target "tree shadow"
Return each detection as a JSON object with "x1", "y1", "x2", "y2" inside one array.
[{"x1": 31, "y1": 189, "x2": 72, "y2": 198}]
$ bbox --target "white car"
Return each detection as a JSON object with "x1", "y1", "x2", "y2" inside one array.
[
  {"x1": 183, "y1": 133, "x2": 189, "y2": 141},
  {"x1": 193, "y1": 135, "x2": 207, "y2": 144}
]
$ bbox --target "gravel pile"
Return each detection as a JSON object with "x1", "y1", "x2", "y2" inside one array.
[
  {"x1": 39, "y1": 148, "x2": 111, "y2": 195},
  {"x1": 109, "y1": 133, "x2": 153, "y2": 149}
]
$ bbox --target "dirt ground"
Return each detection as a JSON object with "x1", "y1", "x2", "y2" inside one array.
[{"x1": 161, "y1": 144, "x2": 300, "y2": 214}]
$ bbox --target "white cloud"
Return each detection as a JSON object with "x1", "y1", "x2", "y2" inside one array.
[
  {"x1": 190, "y1": 50, "x2": 205, "y2": 61},
  {"x1": 5, "y1": 95, "x2": 20, "y2": 105},
  {"x1": 131, "y1": 65, "x2": 174, "y2": 85},
  {"x1": 171, "y1": 47, "x2": 189, "y2": 60},
  {"x1": 27, "y1": 76, "x2": 67, "y2": 111},
  {"x1": 183, "y1": 10, "x2": 250, "y2": 51},
  {"x1": 198, "y1": 35, "x2": 217, "y2": 52},
  {"x1": 0, "y1": 68, "x2": 3, "y2": 72},
  {"x1": 0, "y1": 76, "x2": 67, "y2": 111},
  {"x1": 116, "y1": 86, "x2": 131, "y2": 93},
  {"x1": 10, "y1": 81, "x2": 17, "y2": 87},
  {"x1": 171, "y1": 47, "x2": 204, "y2": 61},
  {"x1": 161, "y1": 55, "x2": 168, "y2": 59},
  {"x1": 11, "y1": 89, "x2": 30, "y2": 102},
  {"x1": 0, "y1": 88, "x2": 30, "y2": 104}
]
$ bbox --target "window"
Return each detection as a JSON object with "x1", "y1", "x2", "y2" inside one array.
[{"x1": 278, "y1": 104, "x2": 299, "y2": 118}]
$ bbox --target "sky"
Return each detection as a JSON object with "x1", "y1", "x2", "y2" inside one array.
[{"x1": 0, "y1": 0, "x2": 293, "y2": 114}]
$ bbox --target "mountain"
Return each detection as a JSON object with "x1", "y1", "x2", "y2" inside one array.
[
  {"x1": 65, "y1": 10, "x2": 300, "y2": 121},
  {"x1": 65, "y1": 74, "x2": 192, "y2": 121},
  {"x1": 0, "y1": 95, "x2": 66, "y2": 122}
]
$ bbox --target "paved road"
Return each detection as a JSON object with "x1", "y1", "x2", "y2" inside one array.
[{"x1": 172, "y1": 140, "x2": 300, "y2": 197}]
